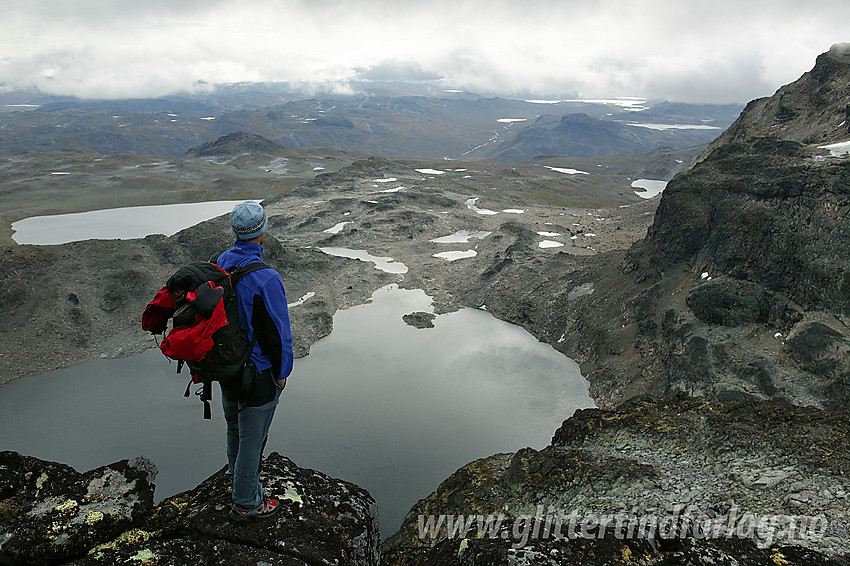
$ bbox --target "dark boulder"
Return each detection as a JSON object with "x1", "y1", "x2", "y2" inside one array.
[
  {"x1": 0, "y1": 451, "x2": 156, "y2": 566},
  {"x1": 785, "y1": 319, "x2": 850, "y2": 383}
]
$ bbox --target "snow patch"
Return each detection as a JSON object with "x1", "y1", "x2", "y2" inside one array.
[
  {"x1": 631, "y1": 179, "x2": 668, "y2": 199},
  {"x1": 318, "y1": 247, "x2": 408, "y2": 274},
  {"x1": 627, "y1": 123, "x2": 720, "y2": 130},
  {"x1": 568, "y1": 283, "x2": 595, "y2": 300},
  {"x1": 433, "y1": 250, "x2": 478, "y2": 261},
  {"x1": 415, "y1": 168, "x2": 445, "y2": 175},
  {"x1": 466, "y1": 198, "x2": 498, "y2": 215},
  {"x1": 545, "y1": 166, "x2": 589, "y2": 175},
  {"x1": 537, "y1": 231, "x2": 561, "y2": 237},
  {"x1": 502, "y1": 209, "x2": 525, "y2": 214},
  {"x1": 373, "y1": 177, "x2": 397, "y2": 183},
  {"x1": 819, "y1": 139, "x2": 850, "y2": 157},
  {"x1": 288, "y1": 292, "x2": 316, "y2": 308},
  {"x1": 323, "y1": 222, "x2": 351, "y2": 234},
  {"x1": 430, "y1": 230, "x2": 491, "y2": 244},
  {"x1": 497, "y1": 118, "x2": 528, "y2": 123},
  {"x1": 539, "y1": 240, "x2": 564, "y2": 249},
  {"x1": 527, "y1": 97, "x2": 649, "y2": 110}
]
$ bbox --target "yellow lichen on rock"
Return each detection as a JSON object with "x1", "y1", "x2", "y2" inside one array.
[
  {"x1": 89, "y1": 528, "x2": 155, "y2": 554},
  {"x1": 84, "y1": 510, "x2": 104, "y2": 525},
  {"x1": 54, "y1": 499, "x2": 78, "y2": 513},
  {"x1": 35, "y1": 473, "x2": 48, "y2": 490},
  {"x1": 281, "y1": 482, "x2": 303, "y2": 507}
]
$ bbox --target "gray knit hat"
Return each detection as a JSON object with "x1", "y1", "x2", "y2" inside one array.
[{"x1": 230, "y1": 200, "x2": 267, "y2": 240}]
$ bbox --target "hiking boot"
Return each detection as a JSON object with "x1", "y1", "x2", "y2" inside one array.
[{"x1": 228, "y1": 498, "x2": 280, "y2": 521}]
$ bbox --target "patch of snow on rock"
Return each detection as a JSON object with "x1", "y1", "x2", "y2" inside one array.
[
  {"x1": 433, "y1": 250, "x2": 478, "y2": 261},
  {"x1": 466, "y1": 198, "x2": 499, "y2": 215},
  {"x1": 539, "y1": 240, "x2": 564, "y2": 249},
  {"x1": 323, "y1": 222, "x2": 351, "y2": 234},
  {"x1": 430, "y1": 230, "x2": 491, "y2": 244},
  {"x1": 545, "y1": 166, "x2": 589, "y2": 175}
]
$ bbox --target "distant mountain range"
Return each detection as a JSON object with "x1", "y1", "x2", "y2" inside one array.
[
  {"x1": 470, "y1": 112, "x2": 726, "y2": 161},
  {"x1": 0, "y1": 83, "x2": 742, "y2": 161}
]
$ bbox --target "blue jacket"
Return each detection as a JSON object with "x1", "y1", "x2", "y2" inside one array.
[{"x1": 216, "y1": 241, "x2": 293, "y2": 381}]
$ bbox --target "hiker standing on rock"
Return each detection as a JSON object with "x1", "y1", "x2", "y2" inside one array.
[{"x1": 215, "y1": 200, "x2": 294, "y2": 520}]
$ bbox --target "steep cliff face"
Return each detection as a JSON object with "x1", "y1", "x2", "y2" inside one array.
[
  {"x1": 635, "y1": 137, "x2": 850, "y2": 317},
  {"x1": 607, "y1": 44, "x2": 850, "y2": 409}
]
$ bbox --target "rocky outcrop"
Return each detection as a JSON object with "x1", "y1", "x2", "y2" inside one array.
[
  {"x1": 785, "y1": 318, "x2": 850, "y2": 385},
  {"x1": 0, "y1": 452, "x2": 156, "y2": 566},
  {"x1": 383, "y1": 396, "x2": 850, "y2": 564},
  {"x1": 402, "y1": 312, "x2": 435, "y2": 329},
  {"x1": 0, "y1": 451, "x2": 379, "y2": 566}
]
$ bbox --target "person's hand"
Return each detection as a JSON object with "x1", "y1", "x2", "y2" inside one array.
[{"x1": 277, "y1": 377, "x2": 287, "y2": 390}]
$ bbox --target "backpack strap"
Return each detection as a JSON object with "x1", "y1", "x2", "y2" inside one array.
[{"x1": 228, "y1": 262, "x2": 269, "y2": 288}]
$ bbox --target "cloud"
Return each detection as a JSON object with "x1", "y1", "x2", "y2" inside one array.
[
  {"x1": 355, "y1": 61, "x2": 443, "y2": 82},
  {"x1": 1, "y1": 0, "x2": 849, "y2": 103}
]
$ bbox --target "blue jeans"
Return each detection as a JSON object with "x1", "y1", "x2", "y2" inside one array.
[{"x1": 221, "y1": 381, "x2": 282, "y2": 507}]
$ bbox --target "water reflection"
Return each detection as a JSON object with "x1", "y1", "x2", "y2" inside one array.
[{"x1": 11, "y1": 200, "x2": 252, "y2": 245}]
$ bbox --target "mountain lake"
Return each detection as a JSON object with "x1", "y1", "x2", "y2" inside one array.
[{"x1": 1, "y1": 204, "x2": 595, "y2": 534}]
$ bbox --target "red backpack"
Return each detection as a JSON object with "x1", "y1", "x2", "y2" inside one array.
[{"x1": 142, "y1": 261, "x2": 268, "y2": 418}]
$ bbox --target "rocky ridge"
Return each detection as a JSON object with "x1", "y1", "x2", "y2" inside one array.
[{"x1": 703, "y1": 42, "x2": 850, "y2": 152}]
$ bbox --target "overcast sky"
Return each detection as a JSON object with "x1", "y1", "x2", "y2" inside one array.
[{"x1": 1, "y1": 0, "x2": 848, "y2": 104}]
